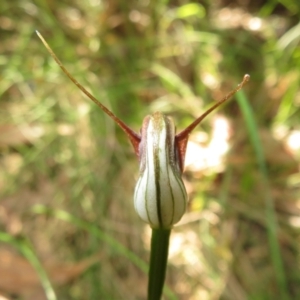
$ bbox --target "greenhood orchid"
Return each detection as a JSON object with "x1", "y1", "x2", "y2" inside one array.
[{"x1": 36, "y1": 31, "x2": 249, "y2": 230}]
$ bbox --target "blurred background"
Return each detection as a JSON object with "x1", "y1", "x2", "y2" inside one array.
[{"x1": 1, "y1": 0, "x2": 300, "y2": 299}]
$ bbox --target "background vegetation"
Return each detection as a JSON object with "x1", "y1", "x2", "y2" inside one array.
[{"x1": 1, "y1": 0, "x2": 300, "y2": 299}]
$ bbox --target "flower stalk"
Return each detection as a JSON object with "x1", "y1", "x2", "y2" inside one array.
[{"x1": 148, "y1": 228, "x2": 171, "y2": 300}]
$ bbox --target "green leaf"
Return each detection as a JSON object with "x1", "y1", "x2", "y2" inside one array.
[{"x1": 176, "y1": 3, "x2": 206, "y2": 19}]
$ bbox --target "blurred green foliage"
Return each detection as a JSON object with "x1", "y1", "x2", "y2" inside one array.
[{"x1": 0, "y1": 0, "x2": 300, "y2": 299}]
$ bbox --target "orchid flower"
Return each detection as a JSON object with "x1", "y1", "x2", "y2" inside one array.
[{"x1": 37, "y1": 31, "x2": 249, "y2": 299}]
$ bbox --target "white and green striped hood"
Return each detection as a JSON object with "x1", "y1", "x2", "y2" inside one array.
[{"x1": 134, "y1": 112, "x2": 187, "y2": 229}]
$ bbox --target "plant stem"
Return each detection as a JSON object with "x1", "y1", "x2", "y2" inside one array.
[{"x1": 148, "y1": 228, "x2": 171, "y2": 300}]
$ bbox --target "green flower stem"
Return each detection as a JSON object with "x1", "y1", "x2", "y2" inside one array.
[{"x1": 148, "y1": 228, "x2": 171, "y2": 300}]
